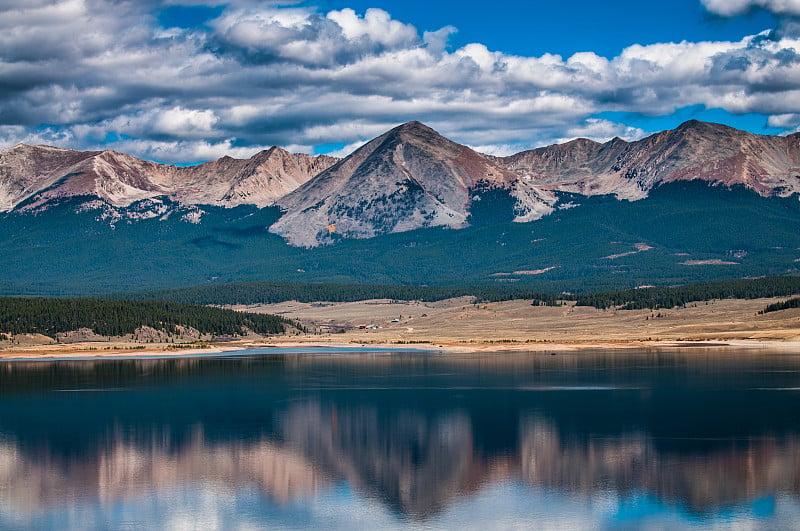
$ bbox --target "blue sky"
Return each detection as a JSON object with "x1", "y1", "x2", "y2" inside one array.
[
  {"x1": 309, "y1": 0, "x2": 778, "y2": 57},
  {"x1": 2, "y1": 0, "x2": 800, "y2": 162}
]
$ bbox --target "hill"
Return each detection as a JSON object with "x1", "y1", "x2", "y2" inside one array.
[
  {"x1": 0, "y1": 181, "x2": 798, "y2": 296},
  {"x1": 0, "y1": 298, "x2": 302, "y2": 339}
]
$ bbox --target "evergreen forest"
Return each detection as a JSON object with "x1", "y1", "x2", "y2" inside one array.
[{"x1": 0, "y1": 298, "x2": 301, "y2": 338}]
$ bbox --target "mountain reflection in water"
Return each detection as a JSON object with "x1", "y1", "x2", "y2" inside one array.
[{"x1": 0, "y1": 350, "x2": 799, "y2": 528}]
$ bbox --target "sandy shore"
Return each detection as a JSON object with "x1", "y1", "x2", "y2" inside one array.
[
  {"x1": 1, "y1": 296, "x2": 799, "y2": 360},
  {"x1": 2, "y1": 338, "x2": 800, "y2": 362}
]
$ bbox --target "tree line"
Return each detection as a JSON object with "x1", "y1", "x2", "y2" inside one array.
[
  {"x1": 575, "y1": 275, "x2": 800, "y2": 310},
  {"x1": 125, "y1": 276, "x2": 800, "y2": 311},
  {"x1": 0, "y1": 298, "x2": 302, "y2": 338},
  {"x1": 119, "y1": 281, "x2": 566, "y2": 306},
  {"x1": 6, "y1": 275, "x2": 800, "y2": 340},
  {"x1": 760, "y1": 297, "x2": 800, "y2": 314},
  {"x1": 120, "y1": 275, "x2": 800, "y2": 311}
]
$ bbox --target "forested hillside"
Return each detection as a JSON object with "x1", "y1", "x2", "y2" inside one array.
[
  {"x1": 126, "y1": 274, "x2": 800, "y2": 311},
  {"x1": 576, "y1": 276, "x2": 800, "y2": 310},
  {"x1": 1, "y1": 182, "x2": 799, "y2": 296},
  {"x1": 121, "y1": 282, "x2": 565, "y2": 306},
  {"x1": 0, "y1": 298, "x2": 301, "y2": 338}
]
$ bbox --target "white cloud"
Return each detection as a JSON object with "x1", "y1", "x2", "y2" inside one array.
[
  {"x1": 467, "y1": 143, "x2": 525, "y2": 157},
  {"x1": 702, "y1": 0, "x2": 800, "y2": 16},
  {"x1": 2, "y1": 0, "x2": 800, "y2": 162},
  {"x1": 104, "y1": 138, "x2": 274, "y2": 164},
  {"x1": 555, "y1": 119, "x2": 648, "y2": 144},
  {"x1": 423, "y1": 25, "x2": 457, "y2": 56},
  {"x1": 768, "y1": 112, "x2": 800, "y2": 127},
  {"x1": 153, "y1": 107, "x2": 219, "y2": 136},
  {"x1": 0, "y1": 125, "x2": 75, "y2": 148},
  {"x1": 326, "y1": 8, "x2": 417, "y2": 47}
]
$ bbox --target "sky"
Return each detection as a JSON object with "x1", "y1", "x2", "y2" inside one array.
[{"x1": 3, "y1": 0, "x2": 800, "y2": 163}]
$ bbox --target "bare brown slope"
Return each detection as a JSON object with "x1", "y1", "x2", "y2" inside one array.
[{"x1": 0, "y1": 144, "x2": 101, "y2": 211}]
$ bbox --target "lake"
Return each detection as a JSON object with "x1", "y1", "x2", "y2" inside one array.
[{"x1": 0, "y1": 348, "x2": 799, "y2": 529}]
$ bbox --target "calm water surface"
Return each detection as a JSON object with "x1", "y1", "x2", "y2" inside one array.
[{"x1": 1, "y1": 348, "x2": 799, "y2": 529}]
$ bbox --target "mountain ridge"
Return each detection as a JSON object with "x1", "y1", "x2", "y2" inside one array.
[
  {"x1": 2, "y1": 120, "x2": 800, "y2": 247},
  {"x1": 0, "y1": 143, "x2": 338, "y2": 213},
  {"x1": 498, "y1": 120, "x2": 800, "y2": 201}
]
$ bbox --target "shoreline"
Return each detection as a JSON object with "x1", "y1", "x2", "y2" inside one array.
[
  {"x1": 2, "y1": 296, "x2": 799, "y2": 361},
  {"x1": 2, "y1": 337, "x2": 799, "y2": 362}
]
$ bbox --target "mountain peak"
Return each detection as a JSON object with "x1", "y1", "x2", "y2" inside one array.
[
  {"x1": 677, "y1": 119, "x2": 703, "y2": 128},
  {"x1": 249, "y1": 146, "x2": 281, "y2": 160},
  {"x1": 565, "y1": 137, "x2": 603, "y2": 148},
  {"x1": 386, "y1": 120, "x2": 442, "y2": 141},
  {"x1": 6, "y1": 143, "x2": 73, "y2": 153},
  {"x1": 674, "y1": 119, "x2": 737, "y2": 135},
  {"x1": 394, "y1": 120, "x2": 430, "y2": 131},
  {"x1": 270, "y1": 120, "x2": 550, "y2": 247},
  {"x1": 4, "y1": 119, "x2": 800, "y2": 246}
]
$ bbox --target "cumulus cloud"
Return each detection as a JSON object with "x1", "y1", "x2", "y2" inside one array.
[
  {"x1": 702, "y1": 0, "x2": 800, "y2": 16},
  {"x1": 327, "y1": 8, "x2": 417, "y2": 47},
  {"x1": 153, "y1": 107, "x2": 219, "y2": 136},
  {"x1": 2, "y1": 0, "x2": 800, "y2": 163},
  {"x1": 768, "y1": 112, "x2": 800, "y2": 127}
]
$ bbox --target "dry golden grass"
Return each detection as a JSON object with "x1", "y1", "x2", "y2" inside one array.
[{"x1": 238, "y1": 296, "x2": 800, "y2": 349}]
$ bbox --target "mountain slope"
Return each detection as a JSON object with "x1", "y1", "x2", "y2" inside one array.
[
  {"x1": 1, "y1": 181, "x2": 798, "y2": 296},
  {"x1": 220, "y1": 148, "x2": 338, "y2": 207},
  {"x1": 0, "y1": 144, "x2": 337, "y2": 213},
  {"x1": 270, "y1": 121, "x2": 555, "y2": 247},
  {"x1": 0, "y1": 144, "x2": 101, "y2": 211},
  {"x1": 499, "y1": 120, "x2": 800, "y2": 200}
]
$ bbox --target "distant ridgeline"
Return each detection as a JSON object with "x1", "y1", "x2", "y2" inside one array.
[
  {"x1": 0, "y1": 298, "x2": 302, "y2": 338},
  {"x1": 120, "y1": 275, "x2": 800, "y2": 311},
  {"x1": 575, "y1": 275, "x2": 800, "y2": 310},
  {"x1": 117, "y1": 282, "x2": 565, "y2": 306}
]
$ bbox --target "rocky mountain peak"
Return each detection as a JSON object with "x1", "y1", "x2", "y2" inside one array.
[
  {"x1": 674, "y1": 119, "x2": 732, "y2": 133},
  {"x1": 269, "y1": 121, "x2": 554, "y2": 247},
  {"x1": 386, "y1": 120, "x2": 440, "y2": 140}
]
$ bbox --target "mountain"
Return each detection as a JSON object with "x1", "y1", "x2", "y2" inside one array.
[
  {"x1": 1, "y1": 120, "x2": 800, "y2": 295},
  {"x1": 0, "y1": 143, "x2": 337, "y2": 213},
  {"x1": 3, "y1": 120, "x2": 800, "y2": 244},
  {"x1": 498, "y1": 120, "x2": 800, "y2": 200},
  {"x1": 270, "y1": 121, "x2": 555, "y2": 247}
]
